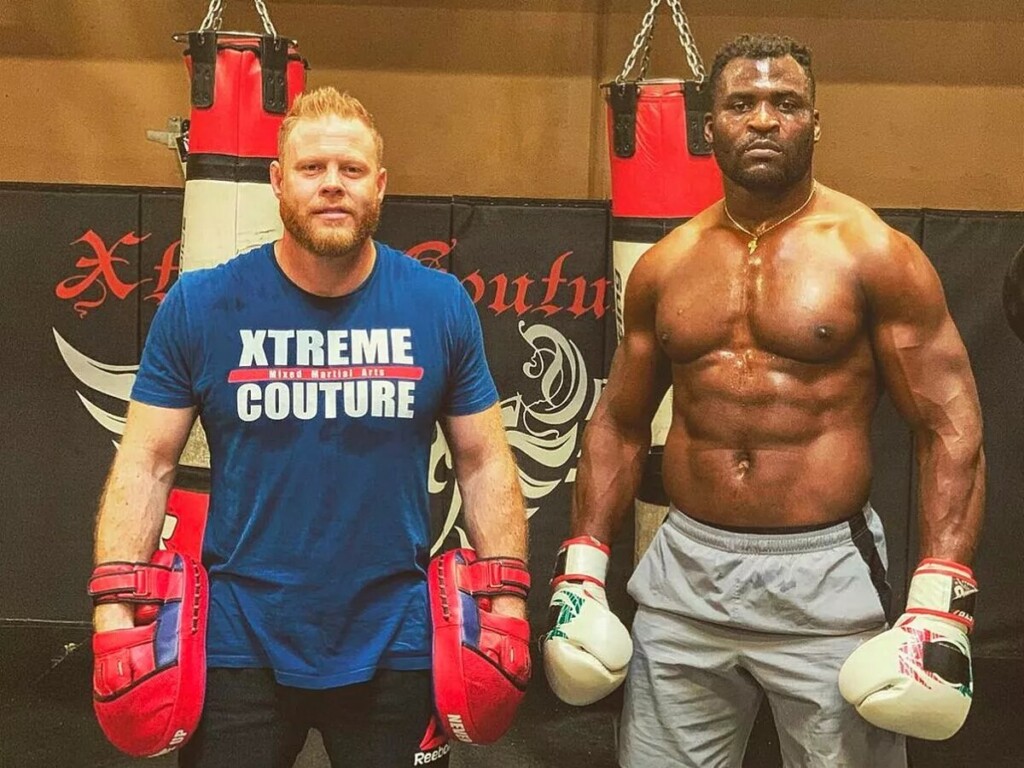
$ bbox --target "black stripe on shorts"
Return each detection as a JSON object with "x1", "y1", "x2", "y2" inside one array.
[{"x1": 848, "y1": 513, "x2": 894, "y2": 625}]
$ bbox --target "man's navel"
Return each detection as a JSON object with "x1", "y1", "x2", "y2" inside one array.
[{"x1": 733, "y1": 450, "x2": 753, "y2": 479}]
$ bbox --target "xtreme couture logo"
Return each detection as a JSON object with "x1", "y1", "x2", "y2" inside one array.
[
  {"x1": 53, "y1": 229, "x2": 608, "y2": 551},
  {"x1": 231, "y1": 327, "x2": 422, "y2": 421}
]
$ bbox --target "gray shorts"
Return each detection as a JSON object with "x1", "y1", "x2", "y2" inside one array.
[{"x1": 619, "y1": 505, "x2": 907, "y2": 768}]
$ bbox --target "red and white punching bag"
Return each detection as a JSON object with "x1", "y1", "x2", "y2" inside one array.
[
  {"x1": 602, "y1": 1, "x2": 722, "y2": 565},
  {"x1": 162, "y1": 3, "x2": 307, "y2": 558}
]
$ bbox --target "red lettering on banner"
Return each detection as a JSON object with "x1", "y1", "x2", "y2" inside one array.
[
  {"x1": 405, "y1": 244, "x2": 610, "y2": 320},
  {"x1": 405, "y1": 240, "x2": 455, "y2": 271},
  {"x1": 488, "y1": 274, "x2": 534, "y2": 316},
  {"x1": 143, "y1": 239, "x2": 181, "y2": 304},
  {"x1": 460, "y1": 271, "x2": 487, "y2": 304},
  {"x1": 55, "y1": 230, "x2": 149, "y2": 317},
  {"x1": 534, "y1": 251, "x2": 571, "y2": 317},
  {"x1": 54, "y1": 234, "x2": 609, "y2": 320},
  {"x1": 55, "y1": 230, "x2": 182, "y2": 317},
  {"x1": 567, "y1": 276, "x2": 609, "y2": 319}
]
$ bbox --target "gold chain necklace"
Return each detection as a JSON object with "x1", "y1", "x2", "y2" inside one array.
[{"x1": 723, "y1": 182, "x2": 818, "y2": 255}]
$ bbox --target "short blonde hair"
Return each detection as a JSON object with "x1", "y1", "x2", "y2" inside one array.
[{"x1": 278, "y1": 86, "x2": 384, "y2": 166}]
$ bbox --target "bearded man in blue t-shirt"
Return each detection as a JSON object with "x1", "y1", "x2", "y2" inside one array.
[{"x1": 91, "y1": 86, "x2": 527, "y2": 767}]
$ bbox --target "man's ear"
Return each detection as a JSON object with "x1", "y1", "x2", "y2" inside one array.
[{"x1": 269, "y1": 160, "x2": 284, "y2": 199}]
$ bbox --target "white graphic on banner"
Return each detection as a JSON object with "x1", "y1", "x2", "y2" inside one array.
[
  {"x1": 54, "y1": 322, "x2": 604, "y2": 552},
  {"x1": 52, "y1": 329, "x2": 132, "y2": 440},
  {"x1": 428, "y1": 321, "x2": 604, "y2": 552}
]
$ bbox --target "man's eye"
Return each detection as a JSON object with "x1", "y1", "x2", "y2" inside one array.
[{"x1": 731, "y1": 102, "x2": 749, "y2": 111}]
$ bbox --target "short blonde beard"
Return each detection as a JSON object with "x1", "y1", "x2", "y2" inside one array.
[{"x1": 279, "y1": 196, "x2": 382, "y2": 260}]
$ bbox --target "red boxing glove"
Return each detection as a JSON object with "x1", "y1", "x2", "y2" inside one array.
[
  {"x1": 88, "y1": 549, "x2": 208, "y2": 757},
  {"x1": 428, "y1": 548, "x2": 531, "y2": 745}
]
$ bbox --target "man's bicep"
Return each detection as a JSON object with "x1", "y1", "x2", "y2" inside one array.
[
  {"x1": 601, "y1": 255, "x2": 672, "y2": 431},
  {"x1": 602, "y1": 330, "x2": 671, "y2": 428},
  {"x1": 874, "y1": 314, "x2": 979, "y2": 430},
  {"x1": 868, "y1": 236, "x2": 979, "y2": 432},
  {"x1": 442, "y1": 403, "x2": 509, "y2": 471}
]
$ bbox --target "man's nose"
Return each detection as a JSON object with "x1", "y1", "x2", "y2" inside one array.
[
  {"x1": 320, "y1": 166, "x2": 345, "y2": 192},
  {"x1": 749, "y1": 103, "x2": 779, "y2": 132}
]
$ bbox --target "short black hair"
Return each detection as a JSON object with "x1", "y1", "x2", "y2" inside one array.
[{"x1": 708, "y1": 34, "x2": 815, "y2": 102}]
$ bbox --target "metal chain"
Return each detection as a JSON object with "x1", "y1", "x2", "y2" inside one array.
[
  {"x1": 618, "y1": 0, "x2": 707, "y2": 83},
  {"x1": 666, "y1": 0, "x2": 706, "y2": 82},
  {"x1": 637, "y1": 12, "x2": 657, "y2": 81},
  {"x1": 197, "y1": 0, "x2": 278, "y2": 37},
  {"x1": 198, "y1": 0, "x2": 225, "y2": 32},
  {"x1": 253, "y1": 0, "x2": 278, "y2": 36},
  {"x1": 617, "y1": 0, "x2": 662, "y2": 83}
]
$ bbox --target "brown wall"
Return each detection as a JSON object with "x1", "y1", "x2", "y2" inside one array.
[{"x1": 2, "y1": 0, "x2": 1021, "y2": 209}]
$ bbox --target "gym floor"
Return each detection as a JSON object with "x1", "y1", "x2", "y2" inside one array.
[{"x1": 3, "y1": 624, "x2": 1021, "y2": 767}]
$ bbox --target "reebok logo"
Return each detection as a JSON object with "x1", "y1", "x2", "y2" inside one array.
[{"x1": 413, "y1": 742, "x2": 452, "y2": 764}]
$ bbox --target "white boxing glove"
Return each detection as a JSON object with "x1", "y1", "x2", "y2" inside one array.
[
  {"x1": 839, "y1": 558, "x2": 978, "y2": 740},
  {"x1": 541, "y1": 536, "x2": 633, "y2": 706}
]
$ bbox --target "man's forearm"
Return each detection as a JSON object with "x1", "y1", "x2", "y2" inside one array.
[
  {"x1": 94, "y1": 453, "x2": 176, "y2": 564},
  {"x1": 459, "y1": 449, "x2": 528, "y2": 561},
  {"x1": 570, "y1": 415, "x2": 650, "y2": 545},
  {"x1": 916, "y1": 433, "x2": 985, "y2": 565},
  {"x1": 92, "y1": 452, "x2": 177, "y2": 630}
]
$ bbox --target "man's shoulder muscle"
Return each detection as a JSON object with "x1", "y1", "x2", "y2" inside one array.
[
  {"x1": 816, "y1": 189, "x2": 921, "y2": 290},
  {"x1": 821, "y1": 187, "x2": 900, "y2": 251},
  {"x1": 637, "y1": 212, "x2": 711, "y2": 286},
  {"x1": 826, "y1": 198, "x2": 945, "y2": 325}
]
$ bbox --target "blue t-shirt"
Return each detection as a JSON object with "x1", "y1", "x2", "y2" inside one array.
[{"x1": 132, "y1": 241, "x2": 497, "y2": 688}]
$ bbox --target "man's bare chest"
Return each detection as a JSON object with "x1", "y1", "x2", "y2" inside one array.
[{"x1": 655, "y1": 243, "x2": 866, "y2": 366}]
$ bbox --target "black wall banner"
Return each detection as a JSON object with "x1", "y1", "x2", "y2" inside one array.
[
  {"x1": 447, "y1": 198, "x2": 614, "y2": 628},
  {"x1": 920, "y1": 211, "x2": 1024, "y2": 659},
  {"x1": 1, "y1": 187, "x2": 148, "y2": 623},
  {"x1": 1, "y1": 184, "x2": 1022, "y2": 663}
]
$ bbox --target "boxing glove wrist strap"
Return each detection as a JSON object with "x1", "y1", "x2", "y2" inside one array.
[
  {"x1": 88, "y1": 560, "x2": 189, "y2": 605},
  {"x1": 551, "y1": 536, "x2": 610, "y2": 588},
  {"x1": 905, "y1": 558, "x2": 978, "y2": 633},
  {"x1": 443, "y1": 555, "x2": 530, "y2": 603}
]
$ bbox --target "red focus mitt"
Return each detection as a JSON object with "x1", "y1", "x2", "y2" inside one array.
[
  {"x1": 428, "y1": 548, "x2": 531, "y2": 745},
  {"x1": 87, "y1": 549, "x2": 208, "y2": 757}
]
